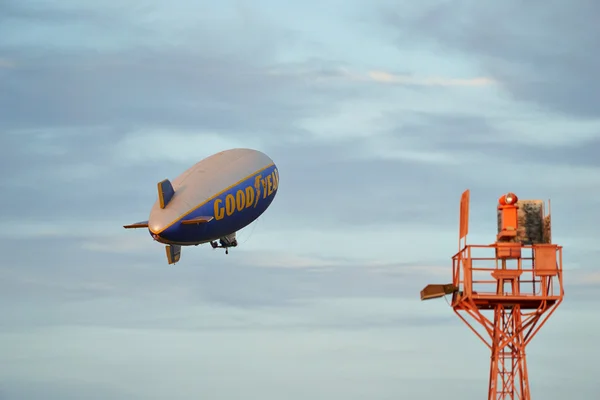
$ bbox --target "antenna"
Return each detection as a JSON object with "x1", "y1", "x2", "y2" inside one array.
[{"x1": 420, "y1": 190, "x2": 564, "y2": 399}]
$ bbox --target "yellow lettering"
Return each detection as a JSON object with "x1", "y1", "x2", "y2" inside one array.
[
  {"x1": 214, "y1": 199, "x2": 225, "y2": 220},
  {"x1": 236, "y1": 189, "x2": 245, "y2": 211},
  {"x1": 262, "y1": 179, "x2": 267, "y2": 199},
  {"x1": 254, "y1": 175, "x2": 262, "y2": 207},
  {"x1": 267, "y1": 175, "x2": 273, "y2": 196},
  {"x1": 225, "y1": 194, "x2": 235, "y2": 216},
  {"x1": 245, "y1": 186, "x2": 254, "y2": 208},
  {"x1": 271, "y1": 169, "x2": 278, "y2": 191}
]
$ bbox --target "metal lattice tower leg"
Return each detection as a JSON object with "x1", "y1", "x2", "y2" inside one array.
[{"x1": 489, "y1": 305, "x2": 530, "y2": 400}]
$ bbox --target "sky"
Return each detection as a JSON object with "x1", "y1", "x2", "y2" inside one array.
[{"x1": 1, "y1": 0, "x2": 599, "y2": 398}]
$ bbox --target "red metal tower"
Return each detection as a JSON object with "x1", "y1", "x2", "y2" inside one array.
[{"x1": 420, "y1": 190, "x2": 564, "y2": 399}]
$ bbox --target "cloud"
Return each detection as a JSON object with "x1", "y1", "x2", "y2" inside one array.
[
  {"x1": 0, "y1": 47, "x2": 328, "y2": 133},
  {"x1": 380, "y1": 0, "x2": 600, "y2": 119},
  {"x1": 365, "y1": 70, "x2": 495, "y2": 86},
  {"x1": 268, "y1": 63, "x2": 496, "y2": 87}
]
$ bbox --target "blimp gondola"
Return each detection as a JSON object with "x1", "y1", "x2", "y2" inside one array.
[{"x1": 123, "y1": 148, "x2": 279, "y2": 264}]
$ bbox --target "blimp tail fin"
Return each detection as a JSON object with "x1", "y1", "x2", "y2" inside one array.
[
  {"x1": 165, "y1": 244, "x2": 181, "y2": 264},
  {"x1": 157, "y1": 179, "x2": 175, "y2": 209}
]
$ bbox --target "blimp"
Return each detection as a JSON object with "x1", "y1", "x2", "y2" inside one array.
[{"x1": 123, "y1": 148, "x2": 279, "y2": 264}]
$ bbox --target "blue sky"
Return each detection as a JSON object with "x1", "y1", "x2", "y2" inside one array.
[{"x1": 1, "y1": 0, "x2": 599, "y2": 398}]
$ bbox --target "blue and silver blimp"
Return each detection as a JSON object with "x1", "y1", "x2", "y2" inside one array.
[{"x1": 124, "y1": 148, "x2": 279, "y2": 264}]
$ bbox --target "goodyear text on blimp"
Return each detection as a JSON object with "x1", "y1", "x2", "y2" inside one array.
[{"x1": 213, "y1": 168, "x2": 279, "y2": 220}]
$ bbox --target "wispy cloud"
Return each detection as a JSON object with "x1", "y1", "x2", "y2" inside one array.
[
  {"x1": 380, "y1": 0, "x2": 600, "y2": 118},
  {"x1": 365, "y1": 70, "x2": 496, "y2": 86},
  {"x1": 268, "y1": 65, "x2": 496, "y2": 87}
]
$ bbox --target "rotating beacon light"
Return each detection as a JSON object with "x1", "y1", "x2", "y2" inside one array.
[
  {"x1": 498, "y1": 192, "x2": 519, "y2": 206},
  {"x1": 497, "y1": 192, "x2": 519, "y2": 241}
]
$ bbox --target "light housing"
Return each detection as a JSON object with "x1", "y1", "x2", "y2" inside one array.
[{"x1": 499, "y1": 192, "x2": 518, "y2": 206}]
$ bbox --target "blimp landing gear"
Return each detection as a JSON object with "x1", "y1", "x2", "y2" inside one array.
[{"x1": 210, "y1": 233, "x2": 238, "y2": 254}]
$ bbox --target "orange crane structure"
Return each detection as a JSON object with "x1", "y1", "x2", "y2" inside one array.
[{"x1": 420, "y1": 190, "x2": 564, "y2": 400}]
